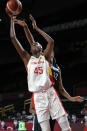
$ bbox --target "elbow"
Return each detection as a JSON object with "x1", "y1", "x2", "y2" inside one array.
[
  {"x1": 50, "y1": 39, "x2": 54, "y2": 47},
  {"x1": 59, "y1": 88, "x2": 63, "y2": 94},
  {"x1": 47, "y1": 37, "x2": 54, "y2": 45},
  {"x1": 10, "y1": 34, "x2": 16, "y2": 40},
  {"x1": 50, "y1": 39, "x2": 54, "y2": 44},
  {"x1": 10, "y1": 30, "x2": 16, "y2": 39}
]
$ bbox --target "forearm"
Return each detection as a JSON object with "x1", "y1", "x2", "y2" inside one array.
[
  {"x1": 59, "y1": 87, "x2": 72, "y2": 101},
  {"x1": 58, "y1": 75, "x2": 84, "y2": 103},
  {"x1": 10, "y1": 19, "x2": 24, "y2": 53},
  {"x1": 34, "y1": 26, "x2": 54, "y2": 43},
  {"x1": 10, "y1": 18, "x2": 16, "y2": 38},
  {"x1": 23, "y1": 24, "x2": 35, "y2": 45},
  {"x1": 58, "y1": 76, "x2": 72, "y2": 101},
  {"x1": 10, "y1": 19, "x2": 28, "y2": 61},
  {"x1": 35, "y1": 26, "x2": 54, "y2": 61}
]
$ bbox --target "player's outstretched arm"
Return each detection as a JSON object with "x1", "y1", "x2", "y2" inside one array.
[
  {"x1": 29, "y1": 14, "x2": 54, "y2": 62},
  {"x1": 58, "y1": 72, "x2": 84, "y2": 103},
  {"x1": 13, "y1": 18, "x2": 35, "y2": 46},
  {"x1": 10, "y1": 16, "x2": 30, "y2": 67}
]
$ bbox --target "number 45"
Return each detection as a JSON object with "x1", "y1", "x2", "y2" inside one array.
[{"x1": 34, "y1": 67, "x2": 43, "y2": 75}]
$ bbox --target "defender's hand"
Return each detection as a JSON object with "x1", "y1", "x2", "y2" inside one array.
[
  {"x1": 71, "y1": 96, "x2": 84, "y2": 103},
  {"x1": 13, "y1": 19, "x2": 27, "y2": 27},
  {"x1": 29, "y1": 14, "x2": 37, "y2": 29}
]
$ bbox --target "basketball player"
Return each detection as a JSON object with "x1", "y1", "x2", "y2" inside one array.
[
  {"x1": 10, "y1": 14, "x2": 74, "y2": 131},
  {"x1": 50, "y1": 50, "x2": 84, "y2": 103},
  {"x1": 49, "y1": 50, "x2": 84, "y2": 131},
  {"x1": 29, "y1": 49, "x2": 84, "y2": 131}
]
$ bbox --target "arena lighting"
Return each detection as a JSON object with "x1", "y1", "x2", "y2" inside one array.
[
  {"x1": 42, "y1": 18, "x2": 87, "y2": 33},
  {"x1": 0, "y1": 19, "x2": 2, "y2": 22}
]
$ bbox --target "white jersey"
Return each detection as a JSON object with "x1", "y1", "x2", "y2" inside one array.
[{"x1": 26, "y1": 55, "x2": 53, "y2": 92}]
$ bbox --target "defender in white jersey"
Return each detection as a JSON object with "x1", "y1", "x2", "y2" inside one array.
[{"x1": 10, "y1": 14, "x2": 83, "y2": 131}]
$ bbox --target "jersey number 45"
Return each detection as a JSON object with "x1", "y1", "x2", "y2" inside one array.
[{"x1": 34, "y1": 67, "x2": 43, "y2": 75}]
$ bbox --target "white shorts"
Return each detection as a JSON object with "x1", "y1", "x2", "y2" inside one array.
[{"x1": 33, "y1": 87, "x2": 66, "y2": 123}]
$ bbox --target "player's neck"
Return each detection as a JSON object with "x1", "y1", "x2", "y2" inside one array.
[{"x1": 33, "y1": 52, "x2": 41, "y2": 58}]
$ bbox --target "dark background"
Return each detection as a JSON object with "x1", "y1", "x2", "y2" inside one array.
[{"x1": 0, "y1": 0, "x2": 87, "y2": 114}]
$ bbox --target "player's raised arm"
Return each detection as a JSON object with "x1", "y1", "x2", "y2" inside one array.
[
  {"x1": 29, "y1": 14, "x2": 54, "y2": 62},
  {"x1": 10, "y1": 17, "x2": 30, "y2": 67},
  {"x1": 13, "y1": 19, "x2": 35, "y2": 46}
]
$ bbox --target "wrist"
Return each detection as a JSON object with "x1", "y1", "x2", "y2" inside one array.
[
  {"x1": 34, "y1": 25, "x2": 38, "y2": 30},
  {"x1": 23, "y1": 23, "x2": 27, "y2": 28},
  {"x1": 69, "y1": 96, "x2": 73, "y2": 101}
]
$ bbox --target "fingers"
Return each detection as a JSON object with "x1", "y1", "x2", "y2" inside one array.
[
  {"x1": 29, "y1": 14, "x2": 34, "y2": 21},
  {"x1": 11, "y1": 16, "x2": 17, "y2": 23},
  {"x1": 12, "y1": 18, "x2": 24, "y2": 25},
  {"x1": 74, "y1": 96, "x2": 84, "y2": 102},
  {"x1": 12, "y1": 18, "x2": 18, "y2": 24},
  {"x1": 11, "y1": 16, "x2": 16, "y2": 20},
  {"x1": 81, "y1": 97, "x2": 84, "y2": 102},
  {"x1": 29, "y1": 14, "x2": 32, "y2": 19},
  {"x1": 79, "y1": 96, "x2": 84, "y2": 101},
  {"x1": 14, "y1": 19, "x2": 22, "y2": 24},
  {"x1": 81, "y1": 96, "x2": 84, "y2": 100},
  {"x1": 13, "y1": 19, "x2": 18, "y2": 23},
  {"x1": 78, "y1": 96, "x2": 84, "y2": 102}
]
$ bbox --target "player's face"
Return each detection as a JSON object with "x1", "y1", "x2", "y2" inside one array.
[{"x1": 31, "y1": 42, "x2": 42, "y2": 55}]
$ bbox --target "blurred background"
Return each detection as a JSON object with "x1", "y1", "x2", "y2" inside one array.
[{"x1": 0, "y1": 0, "x2": 87, "y2": 120}]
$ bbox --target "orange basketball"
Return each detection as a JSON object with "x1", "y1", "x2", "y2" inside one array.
[{"x1": 5, "y1": 0, "x2": 22, "y2": 16}]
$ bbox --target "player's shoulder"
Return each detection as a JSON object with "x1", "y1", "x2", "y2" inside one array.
[
  {"x1": 54, "y1": 63, "x2": 60, "y2": 70},
  {"x1": 51, "y1": 63, "x2": 60, "y2": 72}
]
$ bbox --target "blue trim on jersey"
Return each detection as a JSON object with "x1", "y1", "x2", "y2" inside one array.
[{"x1": 51, "y1": 64, "x2": 60, "y2": 92}]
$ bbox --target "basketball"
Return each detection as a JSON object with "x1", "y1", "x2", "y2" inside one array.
[{"x1": 5, "y1": 0, "x2": 22, "y2": 16}]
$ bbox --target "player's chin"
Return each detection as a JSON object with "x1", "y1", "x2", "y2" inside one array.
[
  {"x1": 32, "y1": 49, "x2": 39, "y2": 55},
  {"x1": 36, "y1": 47, "x2": 40, "y2": 53}
]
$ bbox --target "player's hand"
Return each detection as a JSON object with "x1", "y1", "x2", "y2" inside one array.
[
  {"x1": 13, "y1": 18, "x2": 27, "y2": 27},
  {"x1": 8, "y1": 14, "x2": 13, "y2": 18},
  {"x1": 29, "y1": 14, "x2": 37, "y2": 29},
  {"x1": 71, "y1": 96, "x2": 84, "y2": 103},
  {"x1": 10, "y1": 16, "x2": 16, "y2": 23}
]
